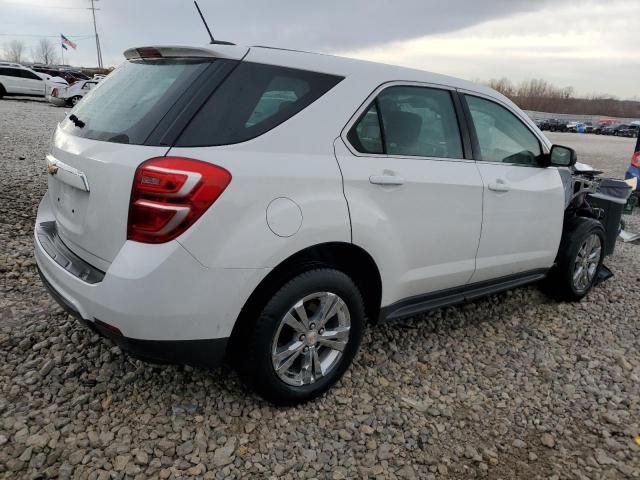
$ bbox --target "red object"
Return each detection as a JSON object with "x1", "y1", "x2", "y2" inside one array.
[
  {"x1": 632, "y1": 135, "x2": 640, "y2": 168},
  {"x1": 51, "y1": 88, "x2": 58, "y2": 98},
  {"x1": 128, "y1": 157, "x2": 231, "y2": 243},
  {"x1": 136, "y1": 47, "x2": 163, "y2": 59}
]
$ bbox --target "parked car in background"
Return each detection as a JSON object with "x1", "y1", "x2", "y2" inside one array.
[
  {"x1": 535, "y1": 119, "x2": 548, "y2": 130},
  {"x1": 0, "y1": 63, "x2": 67, "y2": 99},
  {"x1": 36, "y1": 72, "x2": 69, "y2": 102},
  {"x1": 616, "y1": 124, "x2": 639, "y2": 138},
  {"x1": 593, "y1": 123, "x2": 611, "y2": 135},
  {"x1": 582, "y1": 122, "x2": 594, "y2": 134},
  {"x1": 36, "y1": 43, "x2": 612, "y2": 405},
  {"x1": 602, "y1": 124, "x2": 638, "y2": 137},
  {"x1": 566, "y1": 121, "x2": 582, "y2": 133},
  {"x1": 32, "y1": 66, "x2": 89, "y2": 85},
  {"x1": 541, "y1": 118, "x2": 568, "y2": 132},
  {"x1": 50, "y1": 79, "x2": 100, "y2": 107},
  {"x1": 601, "y1": 124, "x2": 619, "y2": 136}
]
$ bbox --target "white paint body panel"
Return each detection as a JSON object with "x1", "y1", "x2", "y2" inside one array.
[
  {"x1": 33, "y1": 42, "x2": 567, "y2": 344},
  {"x1": 35, "y1": 194, "x2": 269, "y2": 341},
  {"x1": 47, "y1": 127, "x2": 169, "y2": 271},
  {"x1": 471, "y1": 163, "x2": 565, "y2": 282},
  {"x1": 0, "y1": 66, "x2": 47, "y2": 96},
  {"x1": 334, "y1": 140, "x2": 484, "y2": 305}
]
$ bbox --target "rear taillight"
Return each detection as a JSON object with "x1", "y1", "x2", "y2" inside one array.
[
  {"x1": 136, "y1": 47, "x2": 163, "y2": 59},
  {"x1": 632, "y1": 152, "x2": 640, "y2": 168},
  {"x1": 51, "y1": 88, "x2": 58, "y2": 97},
  {"x1": 127, "y1": 157, "x2": 231, "y2": 243}
]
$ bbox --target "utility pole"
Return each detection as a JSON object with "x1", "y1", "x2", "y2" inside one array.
[{"x1": 89, "y1": 0, "x2": 103, "y2": 68}]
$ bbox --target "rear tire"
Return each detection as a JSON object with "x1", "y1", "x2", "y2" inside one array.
[
  {"x1": 237, "y1": 268, "x2": 365, "y2": 405},
  {"x1": 547, "y1": 217, "x2": 605, "y2": 301}
]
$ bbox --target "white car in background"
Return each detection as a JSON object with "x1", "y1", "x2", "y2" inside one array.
[
  {"x1": 37, "y1": 72, "x2": 69, "y2": 101},
  {"x1": 49, "y1": 79, "x2": 100, "y2": 107},
  {"x1": 0, "y1": 63, "x2": 67, "y2": 99}
]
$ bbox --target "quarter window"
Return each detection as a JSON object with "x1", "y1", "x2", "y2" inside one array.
[
  {"x1": 465, "y1": 95, "x2": 542, "y2": 166},
  {"x1": 347, "y1": 102, "x2": 383, "y2": 154},
  {"x1": 177, "y1": 63, "x2": 343, "y2": 147},
  {"x1": 348, "y1": 86, "x2": 463, "y2": 159}
]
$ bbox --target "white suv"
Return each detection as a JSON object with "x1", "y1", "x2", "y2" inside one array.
[
  {"x1": 0, "y1": 62, "x2": 67, "y2": 99},
  {"x1": 35, "y1": 44, "x2": 608, "y2": 404}
]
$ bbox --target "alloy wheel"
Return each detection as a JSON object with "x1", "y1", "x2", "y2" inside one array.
[
  {"x1": 572, "y1": 233, "x2": 601, "y2": 292},
  {"x1": 271, "y1": 292, "x2": 350, "y2": 386}
]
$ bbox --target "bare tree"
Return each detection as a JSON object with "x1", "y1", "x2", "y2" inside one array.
[
  {"x1": 482, "y1": 76, "x2": 640, "y2": 117},
  {"x1": 3, "y1": 40, "x2": 26, "y2": 63},
  {"x1": 487, "y1": 77, "x2": 515, "y2": 97},
  {"x1": 32, "y1": 38, "x2": 59, "y2": 65}
]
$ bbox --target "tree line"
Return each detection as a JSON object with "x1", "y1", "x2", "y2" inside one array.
[
  {"x1": 3, "y1": 39, "x2": 60, "y2": 66},
  {"x1": 485, "y1": 78, "x2": 640, "y2": 119}
]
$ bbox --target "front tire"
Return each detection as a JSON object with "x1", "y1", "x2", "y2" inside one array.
[
  {"x1": 239, "y1": 268, "x2": 365, "y2": 405},
  {"x1": 548, "y1": 217, "x2": 605, "y2": 301}
]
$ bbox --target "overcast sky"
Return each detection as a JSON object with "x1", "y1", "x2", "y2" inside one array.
[{"x1": 1, "y1": 0, "x2": 638, "y2": 99}]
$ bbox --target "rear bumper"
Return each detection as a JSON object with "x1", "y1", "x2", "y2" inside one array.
[
  {"x1": 37, "y1": 265, "x2": 228, "y2": 368},
  {"x1": 35, "y1": 193, "x2": 270, "y2": 367}
]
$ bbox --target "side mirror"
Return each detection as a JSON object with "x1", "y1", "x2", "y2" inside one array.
[{"x1": 548, "y1": 144, "x2": 577, "y2": 167}]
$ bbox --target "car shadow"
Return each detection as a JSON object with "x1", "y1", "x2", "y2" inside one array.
[{"x1": 2, "y1": 96, "x2": 49, "y2": 104}]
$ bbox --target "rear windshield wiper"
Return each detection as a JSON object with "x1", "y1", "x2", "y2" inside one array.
[{"x1": 68, "y1": 114, "x2": 85, "y2": 129}]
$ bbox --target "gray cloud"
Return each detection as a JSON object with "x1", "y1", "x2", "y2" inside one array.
[
  {"x1": 2, "y1": 0, "x2": 565, "y2": 64},
  {"x1": 3, "y1": 0, "x2": 634, "y2": 98},
  {"x1": 189, "y1": 0, "x2": 563, "y2": 50}
]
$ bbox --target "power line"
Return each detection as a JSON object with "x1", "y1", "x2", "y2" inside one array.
[
  {"x1": 0, "y1": 1, "x2": 95, "y2": 9},
  {"x1": 0, "y1": 34, "x2": 93, "y2": 38}
]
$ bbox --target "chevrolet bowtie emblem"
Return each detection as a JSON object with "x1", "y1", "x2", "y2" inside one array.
[{"x1": 47, "y1": 162, "x2": 58, "y2": 175}]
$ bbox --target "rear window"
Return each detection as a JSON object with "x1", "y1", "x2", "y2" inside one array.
[
  {"x1": 59, "y1": 58, "x2": 219, "y2": 145},
  {"x1": 175, "y1": 62, "x2": 343, "y2": 147}
]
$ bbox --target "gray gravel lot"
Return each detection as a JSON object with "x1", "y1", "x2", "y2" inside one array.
[{"x1": 1, "y1": 98, "x2": 639, "y2": 479}]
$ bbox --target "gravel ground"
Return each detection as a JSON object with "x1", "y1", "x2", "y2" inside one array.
[{"x1": 1, "y1": 98, "x2": 639, "y2": 480}]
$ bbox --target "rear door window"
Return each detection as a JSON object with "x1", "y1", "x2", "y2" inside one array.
[
  {"x1": 176, "y1": 63, "x2": 343, "y2": 147},
  {"x1": 0, "y1": 68, "x2": 20, "y2": 77},
  {"x1": 19, "y1": 70, "x2": 43, "y2": 81},
  {"x1": 348, "y1": 85, "x2": 464, "y2": 159}
]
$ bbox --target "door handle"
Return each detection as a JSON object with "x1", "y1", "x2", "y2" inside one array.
[
  {"x1": 369, "y1": 175, "x2": 405, "y2": 186},
  {"x1": 488, "y1": 180, "x2": 511, "y2": 193}
]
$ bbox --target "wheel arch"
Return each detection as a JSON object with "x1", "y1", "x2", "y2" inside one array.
[{"x1": 227, "y1": 241, "x2": 382, "y2": 359}]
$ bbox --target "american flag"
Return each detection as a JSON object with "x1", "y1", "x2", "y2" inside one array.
[{"x1": 61, "y1": 34, "x2": 77, "y2": 50}]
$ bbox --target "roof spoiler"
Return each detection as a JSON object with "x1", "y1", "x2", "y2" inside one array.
[{"x1": 123, "y1": 45, "x2": 248, "y2": 61}]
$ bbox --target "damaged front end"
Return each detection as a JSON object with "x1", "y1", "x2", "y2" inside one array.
[{"x1": 559, "y1": 162, "x2": 633, "y2": 283}]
